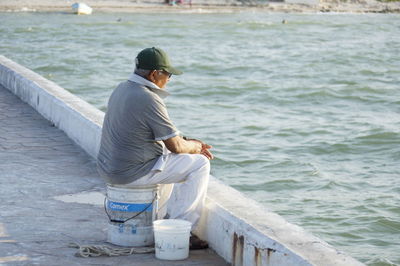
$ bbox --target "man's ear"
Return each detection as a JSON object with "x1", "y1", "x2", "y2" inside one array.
[{"x1": 146, "y1": 70, "x2": 157, "y2": 83}]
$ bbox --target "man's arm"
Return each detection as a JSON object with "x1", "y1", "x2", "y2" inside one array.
[
  {"x1": 163, "y1": 136, "x2": 201, "y2": 154},
  {"x1": 163, "y1": 136, "x2": 214, "y2": 160}
]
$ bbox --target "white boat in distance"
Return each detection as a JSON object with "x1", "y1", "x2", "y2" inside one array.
[{"x1": 71, "y1": 3, "x2": 93, "y2": 15}]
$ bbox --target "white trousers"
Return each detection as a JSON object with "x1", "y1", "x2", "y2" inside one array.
[{"x1": 126, "y1": 151, "x2": 210, "y2": 230}]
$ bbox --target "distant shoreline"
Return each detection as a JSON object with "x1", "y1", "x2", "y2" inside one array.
[{"x1": 0, "y1": 0, "x2": 399, "y2": 13}]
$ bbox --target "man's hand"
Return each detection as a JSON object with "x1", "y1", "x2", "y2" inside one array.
[
  {"x1": 187, "y1": 139, "x2": 214, "y2": 160},
  {"x1": 200, "y1": 142, "x2": 214, "y2": 160},
  {"x1": 163, "y1": 136, "x2": 214, "y2": 160}
]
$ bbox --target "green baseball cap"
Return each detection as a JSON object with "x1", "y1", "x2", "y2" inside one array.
[{"x1": 135, "y1": 47, "x2": 183, "y2": 75}]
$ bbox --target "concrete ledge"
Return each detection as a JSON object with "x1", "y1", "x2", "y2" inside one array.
[
  {"x1": 0, "y1": 55, "x2": 364, "y2": 266},
  {"x1": 199, "y1": 177, "x2": 364, "y2": 265}
]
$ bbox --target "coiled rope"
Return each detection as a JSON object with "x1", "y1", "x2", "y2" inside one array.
[{"x1": 68, "y1": 243, "x2": 154, "y2": 257}]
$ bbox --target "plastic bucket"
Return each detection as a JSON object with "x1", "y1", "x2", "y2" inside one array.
[
  {"x1": 153, "y1": 219, "x2": 192, "y2": 260},
  {"x1": 106, "y1": 184, "x2": 159, "y2": 247}
]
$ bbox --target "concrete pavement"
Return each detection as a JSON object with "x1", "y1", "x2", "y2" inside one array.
[{"x1": 0, "y1": 84, "x2": 227, "y2": 266}]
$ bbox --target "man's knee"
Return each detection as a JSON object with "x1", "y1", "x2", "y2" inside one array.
[{"x1": 194, "y1": 154, "x2": 210, "y2": 173}]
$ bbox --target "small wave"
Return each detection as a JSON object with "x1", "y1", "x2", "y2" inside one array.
[
  {"x1": 386, "y1": 206, "x2": 400, "y2": 216},
  {"x1": 122, "y1": 40, "x2": 147, "y2": 47},
  {"x1": 354, "y1": 132, "x2": 400, "y2": 146},
  {"x1": 188, "y1": 63, "x2": 217, "y2": 72},
  {"x1": 365, "y1": 257, "x2": 398, "y2": 266},
  {"x1": 234, "y1": 178, "x2": 304, "y2": 192},
  {"x1": 308, "y1": 142, "x2": 353, "y2": 155},
  {"x1": 337, "y1": 86, "x2": 387, "y2": 97},
  {"x1": 198, "y1": 102, "x2": 236, "y2": 109},
  {"x1": 33, "y1": 65, "x2": 71, "y2": 73},
  {"x1": 243, "y1": 125, "x2": 265, "y2": 131},
  {"x1": 236, "y1": 20, "x2": 276, "y2": 29},
  {"x1": 359, "y1": 69, "x2": 393, "y2": 77},
  {"x1": 196, "y1": 86, "x2": 243, "y2": 97},
  {"x1": 370, "y1": 217, "x2": 400, "y2": 234},
  {"x1": 335, "y1": 232, "x2": 365, "y2": 240},
  {"x1": 292, "y1": 89, "x2": 338, "y2": 99},
  {"x1": 309, "y1": 179, "x2": 355, "y2": 191},
  {"x1": 14, "y1": 27, "x2": 39, "y2": 33},
  {"x1": 77, "y1": 21, "x2": 135, "y2": 27},
  {"x1": 235, "y1": 159, "x2": 270, "y2": 166}
]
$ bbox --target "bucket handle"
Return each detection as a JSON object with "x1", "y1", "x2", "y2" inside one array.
[{"x1": 104, "y1": 193, "x2": 157, "y2": 224}]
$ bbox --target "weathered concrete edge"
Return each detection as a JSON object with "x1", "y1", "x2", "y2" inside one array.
[{"x1": 0, "y1": 55, "x2": 364, "y2": 266}]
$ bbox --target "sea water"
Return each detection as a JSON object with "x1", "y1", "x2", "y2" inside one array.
[{"x1": 1, "y1": 11, "x2": 399, "y2": 265}]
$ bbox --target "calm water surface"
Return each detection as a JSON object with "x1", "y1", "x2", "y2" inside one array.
[{"x1": 1, "y1": 11, "x2": 399, "y2": 265}]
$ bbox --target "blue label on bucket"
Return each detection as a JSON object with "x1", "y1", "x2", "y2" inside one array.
[{"x1": 107, "y1": 200, "x2": 153, "y2": 212}]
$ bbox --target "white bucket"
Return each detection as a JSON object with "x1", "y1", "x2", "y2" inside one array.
[
  {"x1": 106, "y1": 184, "x2": 158, "y2": 247},
  {"x1": 153, "y1": 219, "x2": 192, "y2": 260}
]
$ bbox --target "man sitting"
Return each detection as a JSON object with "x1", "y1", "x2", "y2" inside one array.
[{"x1": 97, "y1": 47, "x2": 213, "y2": 249}]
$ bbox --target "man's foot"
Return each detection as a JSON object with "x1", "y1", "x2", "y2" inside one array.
[{"x1": 189, "y1": 234, "x2": 209, "y2": 250}]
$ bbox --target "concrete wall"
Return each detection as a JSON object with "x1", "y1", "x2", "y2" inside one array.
[{"x1": 0, "y1": 55, "x2": 364, "y2": 266}]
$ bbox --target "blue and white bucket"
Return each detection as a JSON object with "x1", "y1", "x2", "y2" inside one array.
[{"x1": 105, "y1": 184, "x2": 159, "y2": 247}]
